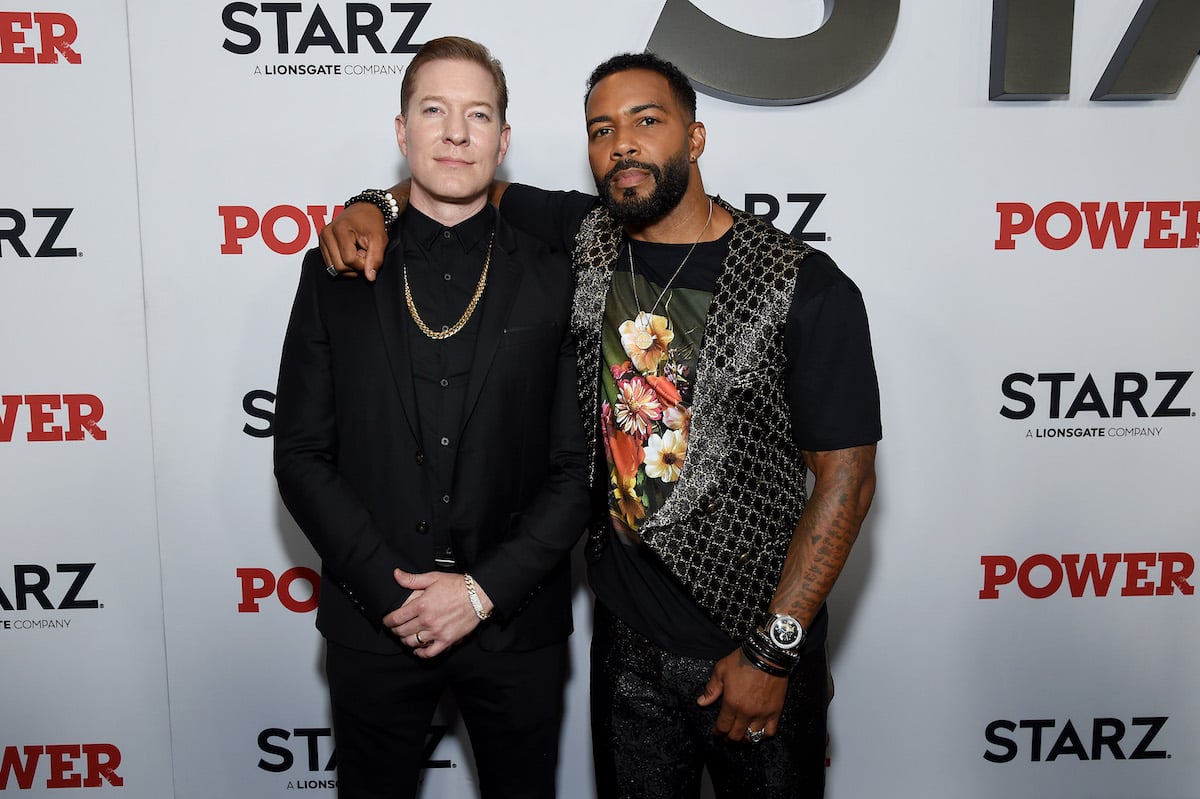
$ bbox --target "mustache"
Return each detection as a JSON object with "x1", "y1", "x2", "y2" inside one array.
[{"x1": 603, "y1": 159, "x2": 662, "y2": 185}]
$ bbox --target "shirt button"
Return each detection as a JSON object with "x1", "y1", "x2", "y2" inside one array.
[
  {"x1": 415, "y1": 521, "x2": 430, "y2": 534},
  {"x1": 441, "y1": 325, "x2": 449, "y2": 333},
  {"x1": 415, "y1": 451, "x2": 425, "y2": 465},
  {"x1": 442, "y1": 231, "x2": 451, "y2": 239},
  {"x1": 443, "y1": 273, "x2": 452, "y2": 281},
  {"x1": 442, "y1": 494, "x2": 451, "y2": 504},
  {"x1": 440, "y1": 436, "x2": 450, "y2": 446},
  {"x1": 440, "y1": 378, "x2": 449, "y2": 388}
]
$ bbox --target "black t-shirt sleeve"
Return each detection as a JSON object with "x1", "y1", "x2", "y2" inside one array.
[
  {"x1": 784, "y1": 250, "x2": 883, "y2": 451},
  {"x1": 498, "y1": 183, "x2": 599, "y2": 253}
]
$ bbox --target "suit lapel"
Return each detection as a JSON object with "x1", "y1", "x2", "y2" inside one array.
[
  {"x1": 373, "y1": 228, "x2": 422, "y2": 443},
  {"x1": 459, "y1": 219, "x2": 520, "y2": 435}
]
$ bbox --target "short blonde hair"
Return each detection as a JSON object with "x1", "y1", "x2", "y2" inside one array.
[{"x1": 400, "y1": 36, "x2": 509, "y2": 123}]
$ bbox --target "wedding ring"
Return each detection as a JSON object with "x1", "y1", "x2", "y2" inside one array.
[{"x1": 415, "y1": 631, "x2": 425, "y2": 645}]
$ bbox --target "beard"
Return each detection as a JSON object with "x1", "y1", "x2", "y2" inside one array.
[{"x1": 595, "y1": 152, "x2": 691, "y2": 227}]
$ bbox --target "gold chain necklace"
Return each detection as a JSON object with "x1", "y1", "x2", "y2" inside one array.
[
  {"x1": 403, "y1": 231, "x2": 494, "y2": 340},
  {"x1": 629, "y1": 197, "x2": 713, "y2": 316}
]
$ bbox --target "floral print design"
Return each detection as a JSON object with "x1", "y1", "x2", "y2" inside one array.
[
  {"x1": 619, "y1": 311, "x2": 674, "y2": 373},
  {"x1": 601, "y1": 279, "x2": 707, "y2": 538}
]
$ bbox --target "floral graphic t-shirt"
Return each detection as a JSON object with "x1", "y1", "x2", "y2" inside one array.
[
  {"x1": 496, "y1": 184, "x2": 881, "y2": 659},
  {"x1": 594, "y1": 236, "x2": 743, "y2": 658},
  {"x1": 600, "y1": 260, "x2": 710, "y2": 543}
]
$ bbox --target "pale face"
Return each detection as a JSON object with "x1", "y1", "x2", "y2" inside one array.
[{"x1": 396, "y1": 58, "x2": 511, "y2": 220}]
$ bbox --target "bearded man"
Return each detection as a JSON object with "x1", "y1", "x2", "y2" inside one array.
[{"x1": 321, "y1": 52, "x2": 880, "y2": 799}]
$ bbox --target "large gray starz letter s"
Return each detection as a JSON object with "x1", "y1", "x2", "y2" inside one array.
[{"x1": 646, "y1": 0, "x2": 900, "y2": 105}]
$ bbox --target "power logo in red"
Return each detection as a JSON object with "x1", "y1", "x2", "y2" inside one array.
[
  {"x1": 0, "y1": 744, "x2": 121, "y2": 789},
  {"x1": 0, "y1": 394, "x2": 106, "y2": 443},
  {"x1": 218, "y1": 204, "x2": 342, "y2": 255},
  {"x1": 980, "y1": 552, "x2": 1195, "y2": 599},
  {"x1": 237, "y1": 567, "x2": 319, "y2": 613},
  {"x1": 995, "y1": 201, "x2": 1200, "y2": 250},
  {"x1": 0, "y1": 12, "x2": 80, "y2": 64}
]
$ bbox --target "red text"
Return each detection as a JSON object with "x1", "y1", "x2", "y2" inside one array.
[
  {"x1": 218, "y1": 204, "x2": 342, "y2": 255},
  {"x1": 995, "y1": 201, "x2": 1200, "y2": 250},
  {"x1": 0, "y1": 744, "x2": 121, "y2": 789},
  {"x1": 0, "y1": 12, "x2": 80, "y2": 64},
  {"x1": 0, "y1": 394, "x2": 105, "y2": 442},
  {"x1": 980, "y1": 552, "x2": 1195, "y2": 599},
  {"x1": 237, "y1": 566, "x2": 320, "y2": 612}
]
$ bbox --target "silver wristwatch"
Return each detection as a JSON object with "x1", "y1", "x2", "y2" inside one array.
[{"x1": 761, "y1": 612, "x2": 806, "y2": 651}]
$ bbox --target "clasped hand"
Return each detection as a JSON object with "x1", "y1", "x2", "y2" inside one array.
[{"x1": 382, "y1": 569, "x2": 491, "y2": 659}]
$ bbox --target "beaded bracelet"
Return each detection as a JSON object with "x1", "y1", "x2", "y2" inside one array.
[{"x1": 345, "y1": 188, "x2": 399, "y2": 227}]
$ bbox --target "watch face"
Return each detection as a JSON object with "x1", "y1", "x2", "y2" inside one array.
[{"x1": 768, "y1": 615, "x2": 803, "y2": 649}]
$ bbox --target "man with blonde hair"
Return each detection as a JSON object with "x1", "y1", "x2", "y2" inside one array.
[
  {"x1": 323, "y1": 50, "x2": 880, "y2": 799},
  {"x1": 274, "y1": 37, "x2": 588, "y2": 798}
]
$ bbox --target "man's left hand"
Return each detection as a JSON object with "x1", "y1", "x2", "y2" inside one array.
[
  {"x1": 382, "y1": 569, "x2": 492, "y2": 658},
  {"x1": 697, "y1": 647, "x2": 789, "y2": 742}
]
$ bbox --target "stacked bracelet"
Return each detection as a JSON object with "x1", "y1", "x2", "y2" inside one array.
[
  {"x1": 464, "y1": 573, "x2": 491, "y2": 621},
  {"x1": 345, "y1": 188, "x2": 399, "y2": 227},
  {"x1": 741, "y1": 640, "x2": 792, "y2": 677},
  {"x1": 742, "y1": 629, "x2": 798, "y2": 677}
]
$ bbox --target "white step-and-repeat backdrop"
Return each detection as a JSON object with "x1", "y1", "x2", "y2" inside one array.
[{"x1": 3, "y1": 1, "x2": 1197, "y2": 797}]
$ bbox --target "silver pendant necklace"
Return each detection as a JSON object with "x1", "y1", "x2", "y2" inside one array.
[{"x1": 629, "y1": 197, "x2": 714, "y2": 316}]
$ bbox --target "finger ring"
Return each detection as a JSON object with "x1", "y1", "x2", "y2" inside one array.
[
  {"x1": 746, "y1": 727, "x2": 766, "y2": 744},
  {"x1": 414, "y1": 631, "x2": 425, "y2": 645},
  {"x1": 326, "y1": 264, "x2": 338, "y2": 277}
]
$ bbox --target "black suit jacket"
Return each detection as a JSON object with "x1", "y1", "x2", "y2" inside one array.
[{"x1": 274, "y1": 212, "x2": 589, "y2": 654}]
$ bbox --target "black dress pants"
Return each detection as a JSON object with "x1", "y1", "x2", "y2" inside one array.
[{"x1": 326, "y1": 637, "x2": 568, "y2": 799}]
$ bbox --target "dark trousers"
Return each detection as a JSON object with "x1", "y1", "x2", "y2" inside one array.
[
  {"x1": 590, "y1": 604, "x2": 828, "y2": 799},
  {"x1": 326, "y1": 637, "x2": 568, "y2": 799}
]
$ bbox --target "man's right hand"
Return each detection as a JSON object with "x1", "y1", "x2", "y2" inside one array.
[{"x1": 318, "y1": 196, "x2": 392, "y2": 281}]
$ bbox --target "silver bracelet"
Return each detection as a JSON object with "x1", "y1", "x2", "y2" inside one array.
[{"x1": 464, "y1": 573, "x2": 491, "y2": 621}]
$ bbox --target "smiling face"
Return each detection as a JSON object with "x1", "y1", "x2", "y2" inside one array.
[
  {"x1": 396, "y1": 57, "x2": 511, "y2": 222},
  {"x1": 585, "y1": 68, "x2": 704, "y2": 227}
]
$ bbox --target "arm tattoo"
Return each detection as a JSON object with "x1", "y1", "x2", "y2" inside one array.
[{"x1": 769, "y1": 444, "x2": 877, "y2": 626}]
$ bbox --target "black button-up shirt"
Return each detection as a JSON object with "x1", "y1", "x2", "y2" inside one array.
[{"x1": 400, "y1": 205, "x2": 495, "y2": 568}]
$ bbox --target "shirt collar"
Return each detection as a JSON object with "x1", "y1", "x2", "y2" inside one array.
[{"x1": 402, "y1": 204, "x2": 494, "y2": 253}]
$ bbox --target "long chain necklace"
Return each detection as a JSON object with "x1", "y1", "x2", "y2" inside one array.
[
  {"x1": 403, "y1": 231, "x2": 494, "y2": 340},
  {"x1": 629, "y1": 197, "x2": 713, "y2": 317}
]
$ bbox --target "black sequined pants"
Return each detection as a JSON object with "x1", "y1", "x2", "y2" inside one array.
[{"x1": 590, "y1": 603, "x2": 828, "y2": 799}]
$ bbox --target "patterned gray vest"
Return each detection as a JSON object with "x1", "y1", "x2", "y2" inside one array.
[{"x1": 570, "y1": 198, "x2": 812, "y2": 639}]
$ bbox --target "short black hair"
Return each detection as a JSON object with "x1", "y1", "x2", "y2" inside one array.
[{"x1": 585, "y1": 52, "x2": 697, "y2": 121}]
